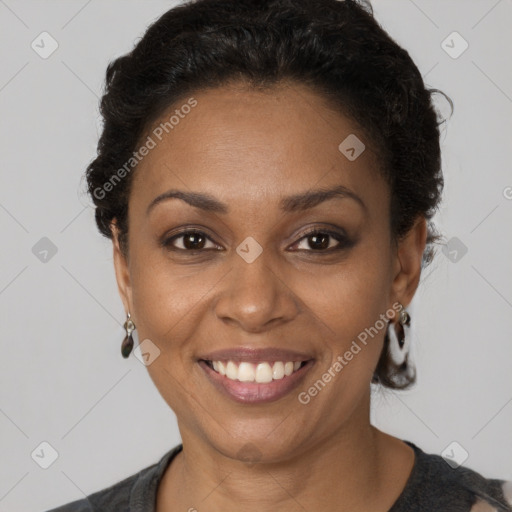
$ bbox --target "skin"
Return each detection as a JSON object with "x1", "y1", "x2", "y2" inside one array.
[{"x1": 112, "y1": 81, "x2": 427, "y2": 511}]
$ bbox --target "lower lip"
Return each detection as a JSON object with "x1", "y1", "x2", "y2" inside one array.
[{"x1": 199, "y1": 360, "x2": 314, "y2": 404}]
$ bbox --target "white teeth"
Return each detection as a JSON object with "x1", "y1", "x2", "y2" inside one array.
[
  {"x1": 209, "y1": 360, "x2": 305, "y2": 382},
  {"x1": 238, "y1": 362, "x2": 255, "y2": 382},
  {"x1": 226, "y1": 361, "x2": 238, "y2": 380},
  {"x1": 255, "y1": 362, "x2": 273, "y2": 383},
  {"x1": 272, "y1": 361, "x2": 285, "y2": 379}
]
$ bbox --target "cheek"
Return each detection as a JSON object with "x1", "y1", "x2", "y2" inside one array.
[
  {"x1": 128, "y1": 249, "x2": 225, "y2": 351},
  {"x1": 296, "y1": 244, "x2": 392, "y2": 389},
  {"x1": 299, "y1": 248, "x2": 391, "y2": 340}
]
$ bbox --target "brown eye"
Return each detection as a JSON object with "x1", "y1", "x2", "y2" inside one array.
[
  {"x1": 292, "y1": 229, "x2": 351, "y2": 252},
  {"x1": 305, "y1": 232, "x2": 330, "y2": 250},
  {"x1": 163, "y1": 230, "x2": 219, "y2": 251}
]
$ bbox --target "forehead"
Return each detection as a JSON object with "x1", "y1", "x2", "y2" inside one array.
[{"x1": 130, "y1": 82, "x2": 387, "y2": 212}]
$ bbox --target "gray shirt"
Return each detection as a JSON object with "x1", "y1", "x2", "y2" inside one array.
[{"x1": 45, "y1": 440, "x2": 512, "y2": 511}]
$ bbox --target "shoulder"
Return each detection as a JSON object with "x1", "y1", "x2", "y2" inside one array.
[
  {"x1": 44, "y1": 445, "x2": 183, "y2": 512},
  {"x1": 45, "y1": 468, "x2": 140, "y2": 512},
  {"x1": 392, "y1": 441, "x2": 512, "y2": 512}
]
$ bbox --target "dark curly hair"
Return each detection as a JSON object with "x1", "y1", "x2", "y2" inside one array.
[{"x1": 85, "y1": 0, "x2": 451, "y2": 389}]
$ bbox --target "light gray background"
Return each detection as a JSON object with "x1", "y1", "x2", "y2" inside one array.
[{"x1": 1, "y1": 1, "x2": 511, "y2": 510}]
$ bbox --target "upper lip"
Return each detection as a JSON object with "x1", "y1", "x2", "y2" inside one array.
[{"x1": 198, "y1": 347, "x2": 314, "y2": 364}]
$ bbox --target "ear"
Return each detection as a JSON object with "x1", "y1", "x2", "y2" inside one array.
[
  {"x1": 111, "y1": 220, "x2": 133, "y2": 315},
  {"x1": 390, "y1": 216, "x2": 427, "y2": 309}
]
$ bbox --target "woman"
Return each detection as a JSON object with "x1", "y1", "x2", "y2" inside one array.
[{"x1": 47, "y1": 0, "x2": 512, "y2": 510}]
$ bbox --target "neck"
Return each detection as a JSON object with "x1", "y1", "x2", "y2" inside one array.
[{"x1": 157, "y1": 398, "x2": 414, "y2": 512}]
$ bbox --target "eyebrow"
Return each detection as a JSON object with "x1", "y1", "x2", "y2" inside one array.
[{"x1": 146, "y1": 184, "x2": 366, "y2": 215}]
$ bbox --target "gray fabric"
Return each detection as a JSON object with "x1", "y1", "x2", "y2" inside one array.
[
  {"x1": 45, "y1": 441, "x2": 512, "y2": 511},
  {"x1": 45, "y1": 445, "x2": 183, "y2": 512}
]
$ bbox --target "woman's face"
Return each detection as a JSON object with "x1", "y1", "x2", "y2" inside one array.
[{"x1": 113, "y1": 81, "x2": 425, "y2": 463}]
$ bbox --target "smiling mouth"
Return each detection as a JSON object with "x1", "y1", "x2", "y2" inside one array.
[{"x1": 202, "y1": 359, "x2": 308, "y2": 383}]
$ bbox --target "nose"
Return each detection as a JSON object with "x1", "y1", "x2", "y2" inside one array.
[{"x1": 213, "y1": 249, "x2": 300, "y2": 332}]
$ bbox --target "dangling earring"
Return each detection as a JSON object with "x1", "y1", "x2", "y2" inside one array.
[
  {"x1": 121, "y1": 312, "x2": 135, "y2": 358},
  {"x1": 387, "y1": 303, "x2": 411, "y2": 365}
]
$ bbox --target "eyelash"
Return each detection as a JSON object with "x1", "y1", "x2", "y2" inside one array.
[{"x1": 161, "y1": 227, "x2": 352, "y2": 254}]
